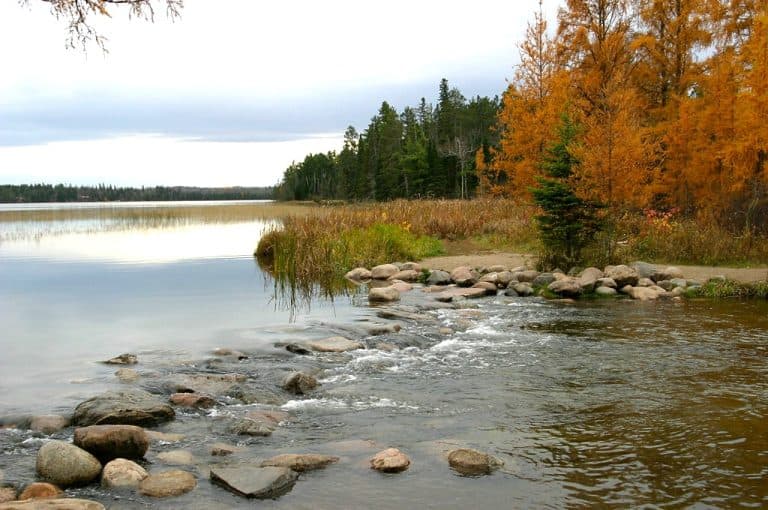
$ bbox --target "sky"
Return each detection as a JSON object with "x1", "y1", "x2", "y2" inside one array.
[{"x1": 0, "y1": 1, "x2": 561, "y2": 187}]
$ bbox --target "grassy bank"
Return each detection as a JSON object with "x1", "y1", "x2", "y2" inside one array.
[{"x1": 255, "y1": 199, "x2": 768, "y2": 297}]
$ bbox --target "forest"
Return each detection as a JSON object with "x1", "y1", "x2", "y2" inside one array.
[
  {"x1": 0, "y1": 184, "x2": 273, "y2": 203},
  {"x1": 275, "y1": 0, "x2": 768, "y2": 234}
]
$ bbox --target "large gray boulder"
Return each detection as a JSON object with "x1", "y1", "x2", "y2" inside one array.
[
  {"x1": 630, "y1": 261, "x2": 657, "y2": 279},
  {"x1": 73, "y1": 425, "x2": 149, "y2": 462},
  {"x1": 426, "y1": 270, "x2": 452, "y2": 286},
  {"x1": 210, "y1": 466, "x2": 297, "y2": 499},
  {"x1": 577, "y1": 267, "x2": 604, "y2": 292},
  {"x1": 73, "y1": 390, "x2": 175, "y2": 427},
  {"x1": 36, "y1": 441, "x2": 102, "y2": 487},
  {"x1": 450, "y1": 266, "x2": 478, "y2": 287},
  {"x1": 604, "y1": 265, "x2": 639, "y2": 288},
  {"x1": 532, "y1": 273, "x2": 556, "y2": 288}
]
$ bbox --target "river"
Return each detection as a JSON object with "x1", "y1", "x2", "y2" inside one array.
[{"x1": 1, "y1": 201, "x2": 766, "y2": 508}]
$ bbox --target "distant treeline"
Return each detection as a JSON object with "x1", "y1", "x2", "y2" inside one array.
[
  {"x1": 0, "y1": 184, "x2": 274, "y2": 203},
  {"x1": 274, "y1": 79, "x2": 500, "y2": 201}
]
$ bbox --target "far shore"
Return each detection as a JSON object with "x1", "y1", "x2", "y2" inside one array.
[{"x1": 420, "y1": 252, "x2": 768, "y2": 284}]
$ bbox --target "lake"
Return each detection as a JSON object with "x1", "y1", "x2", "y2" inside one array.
[{"x1": 1, "y1": 201, "x2": 767, "y2": 508}]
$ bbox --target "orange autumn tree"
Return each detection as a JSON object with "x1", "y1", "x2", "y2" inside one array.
[{"x1": 477, "y1": 1, "x2": 568, "y2": 198}]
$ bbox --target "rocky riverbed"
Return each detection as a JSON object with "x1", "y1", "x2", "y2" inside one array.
[{"x1": 1, "y1": 259, "x2": 765, "y2": 509}]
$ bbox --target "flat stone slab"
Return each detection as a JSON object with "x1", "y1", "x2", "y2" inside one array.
[
  {"x1": 0, "y1": 499, "x2": 105, "y2": 510},
  {"x1": 73, "y1": 390, "x2": 175, "y2": 427},
  {"x1": 434, "y1": 287, "x2": 486, "y2": 302},
  {"x1": 261, "y1": 453, "x2": 339, "y2": 472},
  {"x1": 306, "y1": 337, "x2": 364, "y2": 353},
  {"x1": 210, "y1": 466, "x2": 297, "y2": 499}
]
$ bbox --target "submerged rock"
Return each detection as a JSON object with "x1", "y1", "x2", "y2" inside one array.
[
  {"x1": 306, "y1": 336, "x2": 363, "y2": 353},
  {"x1": 210, "y1": 466, "x2": 298, "y2": 499},
  {"x1": 73, "y1": 424, "x2": 149, "y2": 462},
  {"x1": 18, "y1": 482, "x2": 62, "y2": 500},
  {"x1": 447, "y1": 448, "x2": 503, "y2": 476},
  {"x1": 210, "y1": 443, "x2": 239, "y2": 456},
  {"x1": 29, "y1": 415, "x2": 70, "y2": 435},
  {"x1": 73, "y1": 390, "x2": 175, "y2": 427},
  {"x1": 434, "y1": 287, "x2": 486, "y2": 302},
  {"x1": 102, "y1": 353, "x2": 137, "y2": 365},
  {"x1": 284, "y1": 343, "x2": 312, "y2": 355},
  {"x1": 370, "y1": 448, "x2": 410, "y2": 473},
  {"x1": 138, "y1": 470, "x2": 196, "y2": 498},
  {"x1": 101, "y1": 458, "x2": 148, "y2": 489},
  {"x1": 282, "y1": 372, "x2": 318, "y2": 395},
  {"x1": 114, "y1": 368, "x2": 140, "y2": 383},
  {"x1": 261, "y1": 453, "x2": 339, "y2": 472},
  {"x1": 157, "y1": 450, "x2": 196, "y2": 466},
  {"x1": 36, "y1": 441, "x2": 102, "y2": 487},
  {"x1": 0, "y1": 499, "x2": 105, "y2": 510}
]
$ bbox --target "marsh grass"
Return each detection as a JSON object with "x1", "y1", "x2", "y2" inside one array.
[{"x1": 689, "y1": 279, "x2": 768, "y2": 299}]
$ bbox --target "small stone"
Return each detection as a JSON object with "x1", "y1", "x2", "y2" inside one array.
[
  {"x1": 376, "y1": 342, "x2": 398, "y2": 351},
  {"x1": 370, "y1": 448, "x2": 410, "y2": 473},
  {"x1": 18, "y1": 482, "x2": 62, "y2": 500},
  {"x1": 285, "y1": 343, "x2": 311, "y2": 355},
  {"x1": 261, "y1": 453, "x2": 339, "y2": 472},
  {"x1": 210, "y1": 443, "x2": 239, "y2": 456},
  {"x1": 169, "y1": 393, "x2": 216, "y2": 409},
  {"x1": 36, "y1": 440, "x2": 102, "y2": 487},
  {"x1": 29, "y1": 415, "x2": 70, "y2": 435},
  {"x1": 306, "y1": 337, "x2": 363, "y2": 353},
  {"x1": 101, "y1": 459, "x2": 148, "y2": 489},
  {"x1": 438, "y1": 327, "x2": 453, "y2": 335},
  {"x1": 157, "y1": 450, "x2": 195, "y2": 466},
  {"x1": 210, "y1": 466, "x2": 297, "y2": 499},
  {"x1": 102, "y1": 353, "x2": 137, "y2": 365},
  {"x1": 73, "y1": 424, "x2": 149, "y2": 462},
  {"x1": 447, "y1": 448, "x2": 503, "y2": 476},
  {"x1": 229, "y1": 419, "x2": 274, "y2": 437},
  {"x1": 139, "y1": 470, "x2": 196, "y2": 498},
  {"x1": 282, "y1": 372, "x2": 318, "y2": 395},
  {"x1": 368, "y1": 287, "x2": 400, "y2": 303},
  {"x1": 115, "y1": 368, "x2": 140, "y2": 383}
]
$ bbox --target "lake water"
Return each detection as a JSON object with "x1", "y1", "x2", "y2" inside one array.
[{"x1": 1, "y1": 201, "x2": 767, "y2": 508}]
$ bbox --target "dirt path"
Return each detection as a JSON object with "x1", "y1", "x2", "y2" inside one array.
[{"x1": 420, "y1": 252, "x2": 768, "y2": 284}]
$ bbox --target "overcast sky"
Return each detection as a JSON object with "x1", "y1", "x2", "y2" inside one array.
[{"x1": 0, "y1": 1, "x2": 560, "y2": 187}]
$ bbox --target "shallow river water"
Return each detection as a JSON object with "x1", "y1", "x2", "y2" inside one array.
[{"x1": 1, "y1": 201, "x2": 767, "y2": 509}]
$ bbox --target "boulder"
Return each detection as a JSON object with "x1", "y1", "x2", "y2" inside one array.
[
  {"x1": 370, "y1": 264, "x2": 399, "y2": 280},
  {"x1": 670, "y1": 278, "x2": 688, "y2": 288},
  {"x1": 29, "y1": 415, "x2": 70, "y2": 435},
  {"x1": 426, "y1": 270, "x2": 452, "y2": 286},
  {"x1": 370, "y1": 448, "x2": 410, "y2": 473},
  {"x1": 36, "y1": 441, "x2": 102, "y2": 487},
  {"x1": 478, "y1": 272, "x2": 499, "y2": 285},
  {"x1": 306, "y1": 336, "x2": 363, "y2": 353},
  {"x1": 73, "y1": 390, "x2": 175, "y2": 427},
  {"x1": 387, "y1": 270, "x2": 419, "y2": 282},
  {"x1": 503, "y1": 288, "x2": 519, "y2": 297},
  {"x1": 400, "y1": 262, "x2": 422, "y2": 272},
  {"x1": 595, "y1": 277, "x2": 617, "y2": 289},
  {"x1": 511, "y1": 282, "x2": 534, "y2": 297},
  {"x1": 488, "y1": 264, "x2": 508, "y2": 273},
  {"x1": 434, "y1": 287, "x2": 486, "y2": 302},
  {"x1": 532, "y1": 273, "x2": 556, "y2": 288},
  {"x1": 626, "y1": 286, "x2": 662, "y2": 301},
  {"x1": 651, "y1": 266, "x2": 684, "y2": 282},
  {"x1": 102, "y1": 353, "x2": 137, "y2": 365},
  {"x1": 389, "y1": 281, "x2": 413, "y2": 293},
  {"x1": 450, "y1": 266, "x2": 478, "y2": 287},
  {"x1": 138, "y1": 470, "x2": 196, "y2": 498},
  {"x1": 472, "y1": 281, "x2": 498, "y2": 296},
  {"x1": 157, "y1": 450, "x2": 195, "y2": 466},
  {"x1": 261, "y1": 454, "x2": 339, "y2": 472},
  {"x1": 547, "y1": 279, "x2": 583, "y2": 298},
  {"x1": 169, "y1": 393, "x2": 216, "y2": 409},
  {"x1": 637, "y1": 277, "x2": 654, "y2": 287},
  {"x1": 282, "y1": 372, "x2": 318, "y2": 395},
  {"x1": 101, "y1": 459, "x2": 148, "y2": 489},
  {"x1": 284, "y1": 343, "x2": 311, "y2": 355},
  {"x1": 670, "y1": 286, "x2": 686, "y2": 297},
  {"x1": 604, "y1": 265, "x2": 639, "y2": 288},
  {"x1": 344, "y1": 267, "x2": 372, "y2": 280},
  {"x1": 513, "y1": 270, "x2": 539, "y2": 283},
  {"x1": 18, "y1": 482, "x2": 62, "y2": 500},
  {"x1": 73, "y1": 425, "x2": 149, "y2": 462},
  {"x1": 210, "y1": 466, "x2": 297, "y2": 499},
  {"x1": 595, "y1": 286, "x2": 618, "y2": 297},
  {"x1": 0, "y1": 500, "x2": 105, "y2": 510},
  {"x1": 496, "y1": 271, "x2": 515, "y2": 287},
  {"x1": 368, "y1": 287, "x2": 400, "y2": 303},
  {"x1": 114, "y1": 368, "x2": 140, "y2": 383},
  {"x1": 630, "y1": 261, "x2": 657, "y2": 279},
  {"x1": 577, "y1": 267, "x2": 603, "y2": 292},
  {"x1": 447, "y1": 448, "x2": 503, "y2": 476}
]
